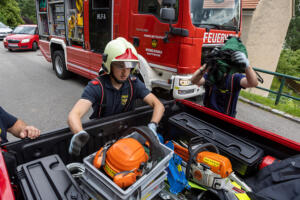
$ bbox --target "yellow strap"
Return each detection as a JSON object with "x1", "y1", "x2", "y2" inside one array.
[
  {"x1": 231, "y1": 181, "x2": 242, "y2": 189},
  {"x1": 231, "y1": 181, "x2": 251, "y2": 200},
  {"x1": 235, "y1": 193, "x2": 251, "y2": 200},
  {"x1": 188, "y1": 181, "x2": 207, "y2": 191}
]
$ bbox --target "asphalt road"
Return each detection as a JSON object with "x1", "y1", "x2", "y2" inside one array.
[
  {"x1": 0, "y1": 42, "x2": 91, "y2": 142},
  {"x1": 0, "y1": 42, "x2": 299, "y2": 143},
  {"x1": 236, "y1": 102, "x2": 300, "y2": 142}
]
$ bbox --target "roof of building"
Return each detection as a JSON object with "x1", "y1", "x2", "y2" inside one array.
[
  {"x1": 242, "y1": 0, "x2": 260, "y2": 9},
  {"x1": 204, "y1": 0, "x2": 235, "y2": 9}
]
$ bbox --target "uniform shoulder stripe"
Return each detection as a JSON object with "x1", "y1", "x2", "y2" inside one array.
[{"x1": 91, "y1": 80, "x2": 100, "y2": 85}]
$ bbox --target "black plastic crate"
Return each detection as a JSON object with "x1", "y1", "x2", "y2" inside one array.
[
  {"x1": 168, "y1": 112, "x2": 264, "y2": 176},
  {"x1": 17, "y1": 154, "x2": 88, "y2": 200}
]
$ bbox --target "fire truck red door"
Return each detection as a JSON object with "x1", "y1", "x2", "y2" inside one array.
[{"x1": 129, "y1": 0, "x2": 181, "y2": 73}]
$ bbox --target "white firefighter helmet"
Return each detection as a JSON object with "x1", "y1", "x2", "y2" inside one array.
[{"x1": 103, "y1": 37, "x2": 139, "y2": 73}]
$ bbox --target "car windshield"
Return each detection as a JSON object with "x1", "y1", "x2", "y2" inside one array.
[
  {"x1": 0, "y1": 22, "x2": 8, "y2": 28},
  {"x1": 13, "y1": 26, "x2": 36, "y2": 34},
  {"x1": 190, "y1": 0, "x2": 240, "y2": 31}
]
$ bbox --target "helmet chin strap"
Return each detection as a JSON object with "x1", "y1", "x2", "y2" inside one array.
[{"x1": 110, "y1": 72, "x2": 127, "y2": 84}]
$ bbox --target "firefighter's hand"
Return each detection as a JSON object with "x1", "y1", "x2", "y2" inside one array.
[
  {"x1": 211, "y1": 47, "x2": 220, "y2": 55},
  {"x1": 148, "y1": 122, "x2": 162, "y2": 142},
  {"x1": 200, "y1": 64, "x2": 210, "y2": 74},
  {"x1": 20, "y1": 126, "x2": 41, "y2": 139},
  {"x1": 69, "y1": 130, "x2": 90, "y2": 156},
  {"x1": 232, "y1": 51, "x2": 249, "y2": 70},
  {"x1": 148, "y1": 122, "x2": 157, "y2": 133}
]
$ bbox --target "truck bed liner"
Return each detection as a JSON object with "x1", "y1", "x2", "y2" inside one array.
[{"x1": 1, "y1": 100, "x2": 299, "y2": 200}]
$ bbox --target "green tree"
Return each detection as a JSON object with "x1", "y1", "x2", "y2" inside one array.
[
  {"x1": 277, "y1": 49, "x2": 300, "y2": 77},
  {"x1": 277, "y1": 0, "x2": 300, "y2": 78},
  {"x1": 17, "y1": 0, "x2": 37, "y2": 24},
  {"x1": 285, "y1": 0, "x2": 300, "y2": 50},
  {"x1": 0, "y1": 0, "x2": 24, "y2": 27}
]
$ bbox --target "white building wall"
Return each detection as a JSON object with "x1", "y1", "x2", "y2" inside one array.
[
  {"x1": 242, "y1": 0, "x2": 293, "y2": 96},
  {"x1": 241, "y1": 10, "x2": 254, "y2": 44}
]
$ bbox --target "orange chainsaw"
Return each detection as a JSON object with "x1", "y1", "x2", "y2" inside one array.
[
  {"x1": 93, "y1": 126, "x2": 164, "y2": 189},
  {"x1": 173, "y1": 137, "x2": 252, "y2": 194}
]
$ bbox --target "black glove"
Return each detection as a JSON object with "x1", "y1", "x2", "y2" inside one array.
[
  {"x1": 68, "y1": 130, "x2": 90, "y2": 156},
  {"x1": 211, "y1": 47, "x2": 220, "y2": 55}
]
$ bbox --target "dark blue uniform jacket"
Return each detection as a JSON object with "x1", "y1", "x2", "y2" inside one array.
[
  {"x1": 0, "y1": 106, "x2": 17, "y2": 143},
  {"x1": 204, "y1": 73, "x2": 245, "y2": 117},
  {"x1": 82, "y1": 74, "x2": 150, "y2": 119}
]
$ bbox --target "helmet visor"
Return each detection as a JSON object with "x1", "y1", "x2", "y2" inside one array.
[
  {"x1": 124, "y1": 61, "x2": 138, "y2": 69},
  {"x1": 112, "y1": 61, "x2": 139, "y2": 69}
]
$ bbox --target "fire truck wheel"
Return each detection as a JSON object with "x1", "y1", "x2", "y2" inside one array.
[
  {"x1": 53, "y1": 50, "x2": 70, "y2": 79},
  {"x1": 32, "y1": 42, "x2": 38, "y2": 51}
]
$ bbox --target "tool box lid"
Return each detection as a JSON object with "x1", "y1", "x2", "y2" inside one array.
[
  {"x1": 17, "y1": 154, "x2": 88, "y2": 200},
  {"x1": 168, "y1": 112, "x2": 264, "y2": 175}
]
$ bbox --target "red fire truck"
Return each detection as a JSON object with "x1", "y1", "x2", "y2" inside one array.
[{"x1": 36, "y1": 0, "x2": 241, "y2": 99}]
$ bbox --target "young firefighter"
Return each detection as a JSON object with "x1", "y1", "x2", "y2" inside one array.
[
  {"x1": 191, "y1": 39, "x2": 258, "y2": 117},
  {"x1": 0, "y1": 106, "x2": 40, "y2": 144},
  {"x1": 68, "y1": 37, "x2": 165, "y2": 156}
]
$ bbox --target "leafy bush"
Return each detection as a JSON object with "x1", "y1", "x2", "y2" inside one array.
[{"x1": 276, "y1": 49, "x2": 300, "y2": 77}]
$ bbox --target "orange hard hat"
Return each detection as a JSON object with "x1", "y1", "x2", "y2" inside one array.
[
  {"x1": 93, "y1": 138, "x2": 148, "y2": 178},
  {"x1": 93, "y1": 126, "x2": 164, "y2": 188}
]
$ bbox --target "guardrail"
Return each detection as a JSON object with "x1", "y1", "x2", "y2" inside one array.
[{"x1": 253, "y1": 67, "x2": 300, "y2": 105}]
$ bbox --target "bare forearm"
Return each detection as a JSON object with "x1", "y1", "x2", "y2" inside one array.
[
  {"x1": 143, "y1": 93, "x2": 165, "y2": 124},
  {"x1": 68, "y1": 113, "x2": 84, "y2": 134},
  {"x1": 68, "y1": 99, "x2": 92, "y2": 134},
  {"x1": 245, "y1": 66, "x2": 258, "y2": 87},
  {"x1": 8, "y1": 119, "x2": 27, "y2": 138},
  {"x1": 150, "y1": 101, "x2": 165, "y2": 124},
  {"x1": 191, "y1": 66, "x2": 206, "y2": 86}
]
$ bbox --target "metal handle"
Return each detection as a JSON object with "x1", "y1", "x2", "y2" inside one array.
[{"x1": 122, "y1": 126, "x2": 165, "y2": 172}]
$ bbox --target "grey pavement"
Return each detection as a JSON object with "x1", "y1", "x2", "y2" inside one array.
[
  {"x1": 0, "y1": 42, "x2": 91, "y2": 143},
  {"x1": 236, "y1": 100, "x2": 300, "y2": 142}
]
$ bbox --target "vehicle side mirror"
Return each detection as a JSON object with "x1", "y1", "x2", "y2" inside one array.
[
  {"x1": 160, "y1": 8, "x2": 175, "y2": 21},
  {"x1": 162, "y1": 0, "x2": 176, "y2": 6}
]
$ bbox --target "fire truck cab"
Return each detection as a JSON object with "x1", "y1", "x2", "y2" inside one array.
[{"x1": 36, "y1": 0, "x2": 241, "y2": 99}]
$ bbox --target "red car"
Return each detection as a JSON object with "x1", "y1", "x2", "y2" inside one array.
[{"x1": 3, "y1": 24, "x2": 39, "y2": 51}]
